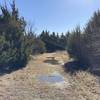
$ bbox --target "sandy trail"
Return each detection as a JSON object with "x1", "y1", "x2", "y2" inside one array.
[{"x1": 0, "y1": 51, "x2": 98, "y2": 100}]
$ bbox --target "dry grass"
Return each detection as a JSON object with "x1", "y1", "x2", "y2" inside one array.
[
  {"x1": 0, "y1": 51, "x2": 100, "y2": 100},
  {"x1": 69, "y1": 71, "x2": 100, "y2": 100}
]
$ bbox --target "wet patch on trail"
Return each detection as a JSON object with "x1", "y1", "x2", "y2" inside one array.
[{"x1": 37, "y1": 73, "x2": 64, "y2": 84}]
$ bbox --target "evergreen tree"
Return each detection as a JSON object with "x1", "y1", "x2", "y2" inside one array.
[
  {"x1": 0, "y1": 1, "x2": 29, "y2": 69},
  {"x1": 85, "y1": 10, "x2": 100, "y2": 70},
  {"x1": 67, "y1": 26, "x2": 88, "y2": 69},
  {"x1": 40, "y1": 31, "x2": 67, "y2": 52}
]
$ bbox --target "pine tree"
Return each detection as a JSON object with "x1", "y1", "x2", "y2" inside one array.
[
  {"x1": 0, "y1": 1, "x2": 29, "y2": 69},
  {"x1": 67, "y1": 26, "x2": 88, "y2": 69},
  {"x1": 85, "y1": 10, "x2": 100, "y2": 70}
]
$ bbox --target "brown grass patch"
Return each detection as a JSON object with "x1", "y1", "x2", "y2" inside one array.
[{"x1": 69, "y1": 71, "x2": 100, "y2": 100}]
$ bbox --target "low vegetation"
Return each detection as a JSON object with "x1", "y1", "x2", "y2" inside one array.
[
  {"x1": 67, "y1": 26, "x2": 88, "y2": 69},
  {"x1": 40, "y1": 30, "x2": 69, "y2": 52},
  {"x1": 0, "y1": 1, "x2": 29, "y2": 69},
  {"x1": 0, "y1": 1, "x2": 70, "y2": 70},
  {"x1": 67, "y1": 11, "x2": 100, "y2": 72},
  {"x1": 69, "y1": 71, "x2": 100, "y2": 100},
  {"x1": 0, "y1": 1, "x2": 99, "y2": 100}
]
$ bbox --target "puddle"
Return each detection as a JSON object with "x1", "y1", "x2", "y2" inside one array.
[
  {"x1": 37, "y1": 73, "x2": 64, "y2": 83},
  {"x1": 44, "y1": 59, "x2": 59, "y2": 65}
]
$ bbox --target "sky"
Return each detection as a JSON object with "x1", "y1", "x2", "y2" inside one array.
[{"x1": 0, "y1": 0, "x2": 100, "y2": 34}]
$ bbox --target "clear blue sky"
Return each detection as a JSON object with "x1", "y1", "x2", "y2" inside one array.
[{"x1": 0, "y1": 0, "x2": 100, "y2": 34}]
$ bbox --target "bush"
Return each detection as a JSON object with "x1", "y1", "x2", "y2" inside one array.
[
  {"x1": 67, "y1": 27, "x2": 88, "y2": 69},
  {"x1": 0, "y1": 1, "x2": 30, "y2": 69},
  {"x1": 32, "y1": 38, "x2": 46, "y2": 54},
  {"x1": 85, "y1": 10, "x2": 100, "y2": 71},
  {"x1": 67, "y1": 11, "x2": 100, "y2": 72}
]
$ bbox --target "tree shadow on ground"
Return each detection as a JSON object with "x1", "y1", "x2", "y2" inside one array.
[
  {"x1": 64, "y1": 60, "x2": 100, "y2": 77},
  {"x1": 63, "y1": 60, "x2": 88, "y2": 75},
  {"x1": 0, "y1": 65, "x2": 26, "y2": 76},
  {"x1": 90, "y1": 70, "x2": 100, "y2": 76}
]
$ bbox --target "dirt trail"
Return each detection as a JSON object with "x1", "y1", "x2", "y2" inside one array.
[{"x1": 0, "y1": 51, "x2": 98, "y2": 100}]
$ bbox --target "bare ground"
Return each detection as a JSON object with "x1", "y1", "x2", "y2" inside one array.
[{"x1": 0, "y1": 51, "x2": 100, "y2": 100}]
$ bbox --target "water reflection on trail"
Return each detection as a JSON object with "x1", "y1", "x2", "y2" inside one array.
[{"x1": 37, "y1": 73, "x2": 64, "y2": 83}]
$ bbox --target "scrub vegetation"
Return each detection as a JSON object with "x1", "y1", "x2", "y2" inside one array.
[{"x1": 0, "y1": 1, "x2": 100, "y2": 100}]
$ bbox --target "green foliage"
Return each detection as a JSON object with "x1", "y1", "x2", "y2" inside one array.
[
  {"x1": 1, "y1": 1, "x2": 100, "y2": 73},
  {"x1": 84, "y1": 10, "x2": 100, "y2": 69},
  {"x1": 67, "y1": 27, "x2": 88, "y2": 69},
  {"x1": 67, "y1": 27, "x2": 81, "y2": 58},
  {"x1": 24, "y1": 31, "x2": 46, "y2": 55},
  {"x1": 65, "y1": 10, "x2": 100, "y2": 71},
  {"x1": 0, "y1": 1, "x2": 29, "y2": 69},
  {"x1": 32, "y1": 38, "x2": 46, "y2": 54},
  {"x1": 40, "y1": 30, "x2": 68, "y2": 52}
]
